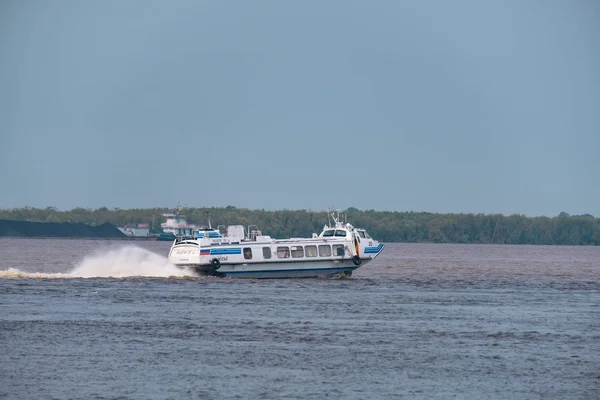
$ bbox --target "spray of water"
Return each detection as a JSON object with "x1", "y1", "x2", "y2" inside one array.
[{"x1": 0, "y1": 246, "x2": 195, "y2": 279}]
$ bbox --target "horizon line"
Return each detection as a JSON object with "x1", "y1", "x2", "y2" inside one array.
[{"x1": 0, "y1": 205, "x2": 595, "y2": 219}]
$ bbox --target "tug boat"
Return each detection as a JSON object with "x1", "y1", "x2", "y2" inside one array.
[
  {"x1": 167, "y1": 212, "x2": 384, "y2": 278},
  {"x1": 157, "y1": 208, "x2": 197, "y2": 241}
]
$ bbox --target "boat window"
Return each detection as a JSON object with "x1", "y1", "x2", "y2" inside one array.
[
  {"x1": 277, "y1": 246, "x2": 290, "y2": 258},
  {"x1": 358, "y1": 230, "x2": 366, "y2": 238},
  {"x1": 332, "y1": 244, "x2": 345, "y2": 256},
  {"x1": 262, "y1": 247, "x2": 272, "y2": 259},
  {"x1": 365, "y1": 231, "x2": 371, "y2": 239},
  {"x1": 334, "y1": 230, "x2": 347, "y2": 237},
  {"x1": 291, "y1": 246, "x2": 304, "y2": 258},
  {"x1": 243, "y1": 247, "x2": 253, "y2": 260},
  {"x1": 323, "y1": 230, "x2": 335, "y2": 237},
  {"x1": 318, "y1": 245, "x2": 331, "y2": 257},
  {"x1": 305, "y1": 245, "x2": 318, "y2": 257}
]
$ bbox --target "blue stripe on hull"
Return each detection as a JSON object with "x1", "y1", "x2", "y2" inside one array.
[
  {"x1": 210, "y1": 248, "x2": 242, "y2": 255},
  {"x1": 364, "y1": 243, "x2": 384, "y2": 254}
]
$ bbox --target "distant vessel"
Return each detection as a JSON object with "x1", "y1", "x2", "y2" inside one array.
[
  {"x1": 157, "y1": 208, "x2": 197, "y2": 241},
  {"x1": 168, "y1": 211, "x2": 384, "y2": 278},
  {"x1": 117, "y1": 223, "x2": 151, "y2": 238}
]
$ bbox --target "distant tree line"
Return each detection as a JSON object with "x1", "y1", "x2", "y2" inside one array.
[{"x1": 0, "y1": 206, "x2": 598, "y2": 245}]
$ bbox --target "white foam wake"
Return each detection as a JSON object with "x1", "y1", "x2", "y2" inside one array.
[
  {"x1": 0, "y1": 268, "x2": 73, "y2": 279},
  {"x1": 0, "y1": 246, "x2": 194, "y2": 279},
  {"x1": 70, "y1": 246, "x2": 190, "y2": 278}
]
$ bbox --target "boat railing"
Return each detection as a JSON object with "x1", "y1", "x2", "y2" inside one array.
[
  {"x1": 271, "y1": 237, "x2": 349, "y2": 244},
  {"x1": 248, "y1": 225, "x2": 261, "y2": 241},
  {"x1": 174, "y1": 236, "x2": 199, "y2": 245}
]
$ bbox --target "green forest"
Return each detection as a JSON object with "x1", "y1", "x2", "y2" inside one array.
[{"x1": 0, "y1": 206, "x2": 598, "y2": 245}]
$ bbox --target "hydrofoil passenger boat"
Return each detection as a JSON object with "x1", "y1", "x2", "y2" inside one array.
[{"x1": 167, "y1": 212, "x2": 384, "y2": 278}]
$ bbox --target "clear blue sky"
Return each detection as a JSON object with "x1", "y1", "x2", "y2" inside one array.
[{"x1": 1, "y1": 0, "x2": 599, "y2": 216}]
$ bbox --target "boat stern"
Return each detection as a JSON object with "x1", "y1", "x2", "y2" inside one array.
[{"x1": 168, "y1": 242, "x2": 200, "y2": 266}]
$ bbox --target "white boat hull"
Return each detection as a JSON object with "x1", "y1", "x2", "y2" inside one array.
[{"x1": 182, "y1": 258, "x2": 369, "y2": 279}]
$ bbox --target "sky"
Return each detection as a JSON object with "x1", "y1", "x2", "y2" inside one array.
[{"x1": 1, "y1": 0, "x2": 599, "y2": 216}]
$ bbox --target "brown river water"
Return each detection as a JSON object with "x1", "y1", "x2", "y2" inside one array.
[{"x1": 0, "y1": 239, "x2": 598, "y2": 399}]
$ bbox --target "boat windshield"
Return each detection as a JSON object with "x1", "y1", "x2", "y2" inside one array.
[{"x1": 323, "y1": 229, "x2": 348, "y2": 237}]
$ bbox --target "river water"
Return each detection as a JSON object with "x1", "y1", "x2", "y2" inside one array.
[{"x1": 0, "y1": 239, "x2": 598, "y2": 399}]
